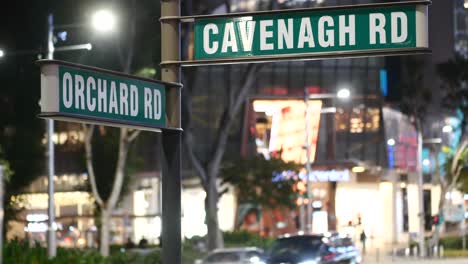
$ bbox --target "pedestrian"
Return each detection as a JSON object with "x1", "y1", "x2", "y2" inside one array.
[
  {"x1": 138, "y1": 237, "x2": 148, "y2": 249},
  {"x1": 360, "y1": 230, "x2": 367, "y2": 254},
  {"x1": 125, "y1": 237, "x2": 135, "y2": 249}
]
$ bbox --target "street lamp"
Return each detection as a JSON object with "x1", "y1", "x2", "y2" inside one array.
[
  {"x1": 45, "y1": 10, "x2": 116, "y2": 258},
  {"x1": 422, "y1": 159, "x2": 430, "y2": 167},
  {"x1": 351, "y1": 166, "x2": 366, "y2": 173},
  {"x1": 442, "y1": 125, "x2": 453, "y2": 133},
  {"x1": 303, "y1": 88, "x2": 351, "y2": 232},
  {"x1": 0, "y1": 11, "x2": 116, "y2": 258},
  {"x1": 336, "y1": 88, "x2": 351, "y2": 99},
  {"x1": 91, "y1": 9, "x2": 117, "y2": 32}
]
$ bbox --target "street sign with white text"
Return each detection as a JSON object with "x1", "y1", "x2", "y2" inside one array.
[
  {"x1": 192, "y1": 1, "x2": 429, "y2": 64},
  {"x1": 38, "y1": 60, "x2": 179, "y2": 131}
]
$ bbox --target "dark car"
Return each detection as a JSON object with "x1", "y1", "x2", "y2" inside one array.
[{"x1": 266, "y1": 234, "x2": 361, "y2": 264}]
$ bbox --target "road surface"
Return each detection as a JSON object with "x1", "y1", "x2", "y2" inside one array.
[{"x1": 364, "y1": 256, "x2": 468, "y2": 264}]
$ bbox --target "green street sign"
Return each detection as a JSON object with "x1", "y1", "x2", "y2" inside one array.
[
  {"x1": 38, "y1": 60, "x2": 177, "y2": 131},
  {"x1": 193, "y1": 1, "x2": 429, "y2": 64}
]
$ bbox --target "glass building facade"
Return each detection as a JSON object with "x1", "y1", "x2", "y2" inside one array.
[
  {"x1": 185, "y1": 0, "x2": 390, "y2": 234},
  {"x1": 187, "y1": 0, "x2": 388, "y2": 172},
  {"x1": 455, "y1": 0, "x2": 468, "y2": 57}
]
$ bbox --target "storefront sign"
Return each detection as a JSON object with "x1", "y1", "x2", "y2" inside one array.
[
  {"x1": 39, "y1": 61, "x2": 170, "y2": 131},
  {"x1": 445, "y1": 204, "x2": 465, "y2": 222},
  {"x1": 194, "y1": 1, "x2": 429, "y2": 62},
  {"x1": 300, "y1": 169, "x2": 351, "y2": 182}
]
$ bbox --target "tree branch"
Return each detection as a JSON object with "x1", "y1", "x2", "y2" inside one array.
[
  {"x1": 104, "y1": 0, "x2": 137, "y2": 210},
  {"x1": 208, "y1": 64, "x2": 259, "y2": 177},
  {"x1": 82, "y1": 124, "x2": 104, "y2": 207},
  {"x1": 184, "y1": 130, "x2": 208, "y2": 190},
  {"x1": 127, "y1": 129, "x2": 141, "y2": 143},
  {"x1": 451, "y1": 138, "x2": 468, "y2": 175},
  {"x1": 449, "y1": 138, "x2": 468, "y2": 190},
  {"x1": 107, "y1": 128, "x2": 131, "y2": 210}
]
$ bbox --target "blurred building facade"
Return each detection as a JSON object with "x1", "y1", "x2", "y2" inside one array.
[
  {"x1": 455, "y1": 0, "x2": 468, "y2": 57},
  {"x1": 9, "y1": 0, "x2": 464, "y2": 251},
  {"x1": 183, "y1": 0, "x2": 442, "y2": 250}
]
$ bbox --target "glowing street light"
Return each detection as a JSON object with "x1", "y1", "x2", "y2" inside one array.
[
  {"x1": 442, "y1": 125, "x2": 453, "y2": 133},
  {"x1": 387, "y1": 138, "x2": 396, "y2": 146},
  {"x1": 0, "y1": 49, "x2": 4, "y2": 58},
  {"x1": 352, "y1": 166, "x2": 366, "y2": 173},
  {"x1": 303, "y1": 86, "x2": 352, "y2": 232},
  {"x1": 44, "y1": 11, "x2": 108, "y2": 258},
  {"x1": 336, "y1": 88, "x2": 351, "y2": 99},
  {"x1": 423, "y1": 159, "x2": 430, "y2": 166},
  {"x1": 92, "y1": 10, "x2": 117, "y2": 32}
]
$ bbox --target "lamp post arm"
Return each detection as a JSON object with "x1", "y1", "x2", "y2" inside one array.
[{"x1": 54, "y1": 43, "x2": 92, "y2": 52}]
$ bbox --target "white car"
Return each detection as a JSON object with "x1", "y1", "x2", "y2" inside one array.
[{"x1": 195, "y1": 247, "x2": 266, "y2": 264}]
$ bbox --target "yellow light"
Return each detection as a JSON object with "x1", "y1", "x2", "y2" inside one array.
[
  {"x1": 465, "y1": 1, "x2": 468, "y2": 9},
  {"x1": 77, "y1": 238, "x2": 86, "y2": 246},
  {"x1": 296, "y1": 181, "x2": 306, "y2": 194},
  {"x1": 400, "y1": 182, "x2": 407, "y2": 188},
  {"x1": 351, "y1": 166, "x2": 365, "y2": 173},
  {"x1": 296, "y1": 197, "x2": 303, "y2": 206}
]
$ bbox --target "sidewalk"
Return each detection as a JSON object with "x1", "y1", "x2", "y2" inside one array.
[{"x1": 363, "y1": 255, "x2": 468, "y2": 264}]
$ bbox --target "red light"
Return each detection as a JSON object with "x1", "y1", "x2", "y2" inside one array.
[{"x1": 323, "y1": 253, "x2": 337, "y2": 260}]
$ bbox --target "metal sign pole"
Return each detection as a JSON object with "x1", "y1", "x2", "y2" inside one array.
[
  {"x1": 161, "y1": 0, "x2": 182, "y2": 263},
  {"x1": 46, "y1": 13, "x2": 57, "y2": 259},
  {"x1": 417, "y1": 126, "x2": 426, "y2": 257},
  {"x1": 304, "y1": 89, "x2": 313, "y2": 233},
  {"x1": 0, "y1": 165, "x2": 4, "y2": 264}
]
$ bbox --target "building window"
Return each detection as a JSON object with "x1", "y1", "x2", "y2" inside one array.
[{"x1": 336, "y1": 107, "x2": 380, "y2": 133}]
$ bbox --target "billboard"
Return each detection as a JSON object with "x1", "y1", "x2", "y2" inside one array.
[
  {"x1": 383, "y1": 107, "x2": 417, "y2": 172},
  {"x1": 253, "y1": 99, "x2": 322, "y2": 164}
]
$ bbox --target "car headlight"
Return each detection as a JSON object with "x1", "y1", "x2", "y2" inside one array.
[
  {"x1": 249, "y1": 256, "x2": 266, "y2": 264},
  {"x1": 298, "y1": 260, "x2": 319, "y2": 264}
]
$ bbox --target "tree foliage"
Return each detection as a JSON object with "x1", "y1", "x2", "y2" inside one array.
[
  {"x1": 88, "y1": 127, "x2": 142, "y2": 203},
  {"x1": 0, "y1": 58, "x2": 45, "y2": 224},
  {"x1": 447, "y1": 143, "x2": 468, "y2": 193},
  {"x1": 399, "y1": 56, "x2": 432, "y2": 121},
  {"x1": 458, "y1": 167, "x2": 468, "y2": 194},
  {"x1": 430, "y1": 139, "x2": 468, "y2": 249},
  {"x1": 437, "y1": 56, "x2": 468, "y2": 136},
  {"x1": 221, "y1": 156, "x2": 301, "y2": 210}
]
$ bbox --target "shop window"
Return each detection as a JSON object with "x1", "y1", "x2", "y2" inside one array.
[{"x1": 254, "y1": 114, "x2": 272, "y2": 155}]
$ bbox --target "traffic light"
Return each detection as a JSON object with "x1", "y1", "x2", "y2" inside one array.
[{"x1": 432, "y1": 215, "x2": 440, "y2": 226}]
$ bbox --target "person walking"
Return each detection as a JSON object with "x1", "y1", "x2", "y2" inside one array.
[{"x1": 360, "y1": 230, "x2": 367, "y2": 254}]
